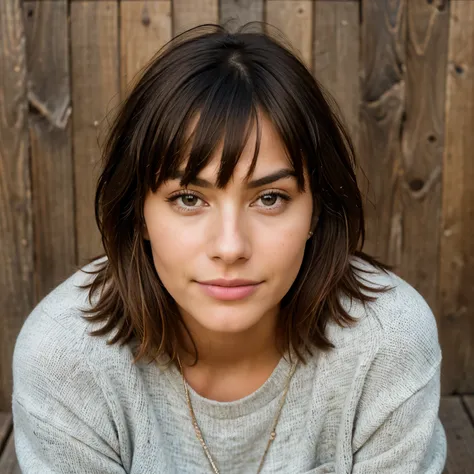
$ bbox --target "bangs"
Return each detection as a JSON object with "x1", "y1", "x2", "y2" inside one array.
[{"x1": 140, "y1": 60, "x2": 306, "y2": 193}]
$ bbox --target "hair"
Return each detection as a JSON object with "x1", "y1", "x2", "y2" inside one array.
[{"x1": 79, "y1": 23, "x2": 394, "y2": 367}]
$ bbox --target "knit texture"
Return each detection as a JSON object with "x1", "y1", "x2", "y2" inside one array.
[{"x1": 12, "y1": 257, "x2": 446, "y2": 473}]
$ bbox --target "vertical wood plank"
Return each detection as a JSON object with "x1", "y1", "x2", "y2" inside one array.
[
  {"x1": 359, "y1": 0, "x2": 406, "y2": 264},
  {"x1": 71, "y1": 1, "x2": 119, "y2": 265},
  {"x1": 120, "y1": 1, "x2": 172, "y2": 95},
  {"x1": 0, "y1": 430, "x2": 20, "y2": 474},
  {"x1": 313, "y1": 1, "x2": 360, "y2": 150},
  {"x1": 439, "y1": 0, "x2": 474, "y2": 394},
  {"x1": 265, "y1": 1, "x2": 313, "y2": 70},
  {"x1": 173, "y1": 0, "x2": 218, "y2": 35},
  {"x1": 439, "y1": 397, "x2": 474, "y2": 474},
  {"x1": 0, "y1": 412, "x2": 12, "y2": 455},
  {"x1": 398, "y1": 1, "x2": 449, "y2": 314},
  {"x1": 0, "y1": 0, "x2": 33, "y2": 411},
  {"x1": 23, "y1": 0, "x2": 75, "y2": 302},
  {"x1": 220, "y1": 0, "x2": 263, "y2": 30},
  {"x1": 463, "y1": 396, "x2": 474, "y2": 422}
]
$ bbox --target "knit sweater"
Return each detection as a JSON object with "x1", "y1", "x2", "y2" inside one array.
[{"x1": 12, "y1": 256, "x2": 446, "y2": 473}]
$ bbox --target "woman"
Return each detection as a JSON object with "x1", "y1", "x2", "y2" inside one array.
[{"x1": 12, "y1": 24, "x2": 446, "y2": 473}]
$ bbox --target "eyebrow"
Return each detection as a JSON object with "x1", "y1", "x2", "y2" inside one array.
[{"x1": 169, "y1": 168, "x2": 297, "y2": 189}]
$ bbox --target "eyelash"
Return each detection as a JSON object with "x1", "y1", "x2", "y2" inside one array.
[{"x1": 166, "y1": 190, "x2": 292, "y2": 213}]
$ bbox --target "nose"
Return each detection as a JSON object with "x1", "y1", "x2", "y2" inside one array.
[{"x1": 207, "y1": 207, "x2": 251, "y2": 264}]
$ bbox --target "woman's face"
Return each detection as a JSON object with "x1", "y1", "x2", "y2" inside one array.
[{"x1": 143, "y1": 114, "x2": 314, "y2": 335}]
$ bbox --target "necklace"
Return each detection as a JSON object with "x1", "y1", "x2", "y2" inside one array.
[{"x1": 176, "y1": 354, "x2": 298, "y2": 474}]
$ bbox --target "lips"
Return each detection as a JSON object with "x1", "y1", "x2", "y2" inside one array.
[
  {"x1": 196, "y1": 279, "x2": 262, "y2": 301},
  {"x1": 198, "y1": 278, "x2": 260, "y2": 287}
]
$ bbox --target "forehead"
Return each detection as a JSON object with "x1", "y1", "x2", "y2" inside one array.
[
  {"x1": 183, "y1": 112, "x2": 293, "y2": 180},
  {"x1": 152, "y1": 106, "x2": 307, "y2": 193}
]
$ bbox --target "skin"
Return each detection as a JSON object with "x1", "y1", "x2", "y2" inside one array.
[{"x1": 143, "y1": 112, "x2": 314, "y2": 401}]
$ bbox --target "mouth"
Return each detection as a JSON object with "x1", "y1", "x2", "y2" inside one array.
[{"x1": 195, "y1": 280, "x2": 262, "y2": 301}]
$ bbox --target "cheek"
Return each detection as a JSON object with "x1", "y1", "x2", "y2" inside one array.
[{"x1": 264, "y1": 228, "x2": 307, "y2": 286}]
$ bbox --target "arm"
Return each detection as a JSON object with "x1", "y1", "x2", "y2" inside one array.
[
  {"x1": 12, "y1": 309, "x2": 127, "y2": 474},
  {"x1": 352, "y1": 364, "x2": 447, "y2": 474},
  {"x1": 351, "y1": 280, "x2": 447, "y2": 473},
  {"x1": 13, "y1": 398, "x2": 127, "y2": 474}
]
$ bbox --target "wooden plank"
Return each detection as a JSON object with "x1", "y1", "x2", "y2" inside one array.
[
  {"x1": 0, "y1": 431, "x2": 20, "y2": 474},
  {"x1": 71, "y1": 1, "x2": 119, "y2": 265},
  {"x1": 439, "y1": 397, "x2": 474, "y2": 474},
  {"x1": 173, "y1": 0, "x2": 218, "y2": 36},
  {"x1": 359, "y1": 0, "x2": 406, "y2": 264},
  {"x1": 396, "y1": 0, "x2": 449, "y2": 319},
  {"x1": 439, "y1": 0, "x2": 474, "y2": 394},
  {"x1": 313, "y1": 1, "x2": 360, "y2": 150},
  {"x1": 220, "y1": 0, "x2": 263, "y2": 31},
  {"x1": 0, "y1": 0, "x2": 33, "y2": 411},
  {"x1": 0, "y1": 412, "x2": 12, "y2": 455},
  {"x1": 463, "y1": 396, "x2": 474, "y2": 424},
  {"x1": 23, "y1": 0, "x2": 75, "y2": 302},
  {"x1": 265, "y1": 1, "x2": 313, "y2": 70},
  {"x1": 120, "y1": 1, "x2": 172, "y2": 96}
]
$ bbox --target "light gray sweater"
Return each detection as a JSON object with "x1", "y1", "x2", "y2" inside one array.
[{"x1": 12, "y1": 257, "x2": 446, "y2": 473}]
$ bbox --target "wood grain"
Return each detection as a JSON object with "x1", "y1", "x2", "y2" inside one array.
[
  {"x1": 220, "y1": 0, "x2": 263, "y2": 31},
  {"x1": 71, "y1": 1, "x2": 119, "y2": 265},
  {"x1": 463, "y1": 396, "x2": 474, "y2": 424},
  {"x1": 120, "y1": 1, "x2": 172, "y2": 96},
  {"x1": 0, "y1": 0, "x2": 33, "y2": 411},
  {"x1": 0, "y1": 429, "x2": 20, "y2": 474},
  {"x1": 397, "y1": 0, "x2": 449, "y2": 317},
  {"x1": 359, "y1": 0, "x2": 406, "y2": 266},
  {"x1": 173, "y1": 0, "x2": 218, "y2": 35},
  {"x1": 313, "y1": 1, "x2": 360, "y2": 150},
  {"x1": 0, "y1": 412, "x2": 12, "y2": 455},
  {"x1": 23, "y1": 0, "x2": 76, "y2": 302},
  {"x1": 439, "y1": 396, "x2": 474, "y2": 474},
  {"x1": 265, "y1": 1, "x2": 313, "y2": 70},
  {"x1": 439, "y1": 0, "x2": 474, "y2": 394}
]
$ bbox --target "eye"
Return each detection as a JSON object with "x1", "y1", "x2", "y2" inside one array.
[
  {"x1": 166, "y1": 191, "x2": 206, "y2": 212},
  {"x1": 253, "y1": 191, "x2": 291, "y2": 210}
]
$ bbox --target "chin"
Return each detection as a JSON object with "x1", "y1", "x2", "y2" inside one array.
[{"x1": 193, "y1": 309, "x2": 263, "y2": 334}]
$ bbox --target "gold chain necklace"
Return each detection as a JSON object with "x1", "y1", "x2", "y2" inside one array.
[{"x1": 176, "y1": 355, "x2": 298, "y2": 474}]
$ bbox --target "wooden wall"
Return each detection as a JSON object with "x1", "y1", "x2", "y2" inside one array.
[{"x1": 0, "y1": 0, "x2": 472, "y2": 409}]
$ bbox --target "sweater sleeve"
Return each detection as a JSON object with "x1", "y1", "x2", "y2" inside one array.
[
  {"x1": 352, "y1": 365, "x2": 446, "y2": 474},
  {"x1": 351, "y1": 280, "x2": 447, "y2": 474},
  {"x1": 12, "y1": 308, "x2": 127, "y2": 474},
  {"x1": 12, "y1": 398, "x2": 127, "y2": 474}
]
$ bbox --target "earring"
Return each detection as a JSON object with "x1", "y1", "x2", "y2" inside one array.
[{"x1": 307, "y1": 231, "x2": 313, "y2": 239}]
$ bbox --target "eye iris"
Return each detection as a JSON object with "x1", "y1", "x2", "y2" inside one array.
[
  {"x1": 182, "y1": 195, "x2": 198, "y2": 206},
  {"x1": 261, "y1": 194, "x2": 277, "y2": 206}
]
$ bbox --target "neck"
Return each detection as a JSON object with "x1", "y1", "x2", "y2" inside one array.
[{"x1": 177, "y1": 307, "x2": 283, "y2": 372}]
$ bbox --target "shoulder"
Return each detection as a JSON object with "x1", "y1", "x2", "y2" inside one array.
[
  {"x1": 328, "y1": 256, "x2": 442, "y2": 386},
  {"x1": 12, "y1": 256, "x2": 125, "y2": 409}
]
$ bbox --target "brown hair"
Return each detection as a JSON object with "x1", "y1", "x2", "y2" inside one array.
[{"x1": 79, "y1": 23, "x2": 393, "y2": 366}]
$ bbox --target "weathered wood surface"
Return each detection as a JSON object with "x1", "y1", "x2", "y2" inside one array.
[
  {"x1": 313, "y1": 0, "x2": 360, "y2": 150},
  {"x1": 173, "y1": 0, "x2": 218, "y2": 35},
  {"x1": 266, "y1": 1, "x2": 313, "y2": 70},
  {"x1": 220, "y1": 0, "x2": 263, "y2": 31},
  {"x1": 71, "y1": 0, "x2": 120, "y2": 266},
  {"x1": 120, "y1": 1, "x2": 172, "y2": 96},
  {"x1": 0, "y1": 412, "x2": 12, "y2": 454},
  {"x1": 23, "y1": 0, "x2": 76, "y2": 303},
  {"x1": 359, "y1": 0, "x2": 406, "y2": 266},
  {"x1": 439, "y1": 397, "x2": 474, "y2": 474},
  {"x1": 398, "y1": 0, "x2": 449, "y2": 317},
  {"x1": 0, "y1": 0, "x2": 33, "y2": 412},
  {"x1": 439, "y1": 0, "x2": 474, "y2": 395}
]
